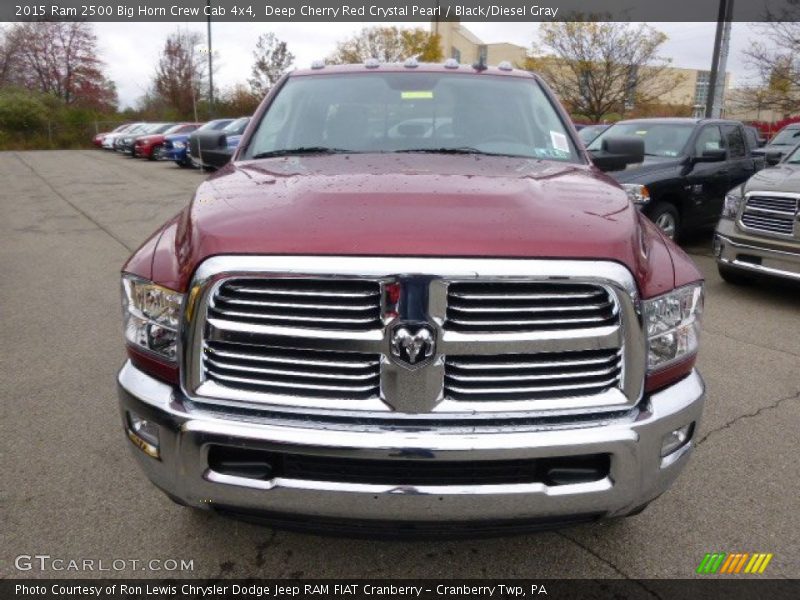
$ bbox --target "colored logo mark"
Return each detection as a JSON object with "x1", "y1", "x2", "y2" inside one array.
[{"x1": 696, "y1": 552, "x2": 773, "y2": 574}]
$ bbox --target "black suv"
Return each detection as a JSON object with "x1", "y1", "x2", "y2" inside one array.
[{"x1": 589, "y1": 118, "x2": 763, "y2": 240}]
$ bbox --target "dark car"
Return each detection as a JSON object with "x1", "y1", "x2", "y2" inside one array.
[
  {"x1": 188, "y1": 116, "x2": 251, "y2": 170},
  {"x1": 714, "y1": 141, "x2": 800, "y2": 284},
  {"x1": 163, "y1": 119, "x2": 234, "y2": 167},
  {"x1": 588, "y1": 118, "x2": 762, "y2": 240},
  {"x1": 752, "y1": 123, "x2": 800, "y2": 160},
  {"x1": 577, "y1": 124, "x2": 610, "y2": 146},
  {"x1": 743, "y1": 125, "x2": 766, "y2": 149}
]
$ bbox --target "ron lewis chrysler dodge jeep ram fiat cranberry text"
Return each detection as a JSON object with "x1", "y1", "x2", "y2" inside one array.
[{"x1": 117, "y1": 61, "x2": 705, "y2": 534}]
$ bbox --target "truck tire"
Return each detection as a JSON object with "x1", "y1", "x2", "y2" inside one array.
[
  {"x1": 718, "y1": 264, "x2": 754, "y2": 285},
  {"x1": 648, "y1": 202, "x2": 680, "y2": 241}
]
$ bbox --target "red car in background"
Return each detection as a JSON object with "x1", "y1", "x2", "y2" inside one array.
[
  {"x1": 93, "y1": 123, "x2": 132, "y2": 147},
  {"x1": 134, "y1": 123, "x2": 202, "y2": 160}
]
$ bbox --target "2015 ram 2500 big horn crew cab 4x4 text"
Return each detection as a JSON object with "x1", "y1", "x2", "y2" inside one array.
[{"x1": 118, "y1": 62, "x2": 705, "y2": 534}]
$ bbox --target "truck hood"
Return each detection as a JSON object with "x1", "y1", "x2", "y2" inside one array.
[
  {"x1": 609, "y1": 155, "x2": 684, "y2": 183},
  {"x1": 743, "y1": 163, "x2": 800, "y2": 193},
  {"x1": 146, "y1": 153, "x2": 685, "y2": 295}
]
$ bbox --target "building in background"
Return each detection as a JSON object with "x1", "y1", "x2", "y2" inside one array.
[{"x1": 430, "y1": 20, "x2": 730, "y2": 119}]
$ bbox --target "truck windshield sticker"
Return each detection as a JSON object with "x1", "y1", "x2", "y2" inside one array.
[
  {"x1": 550, "y1": 131, "x2": 569, "y2": 153},
  {"x1": 401, "y1": 91, "x2": 434, "y2": 100}
]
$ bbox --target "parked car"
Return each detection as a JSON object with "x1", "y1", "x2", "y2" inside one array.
[
  {"x1": 163, "y1": 119, "x2": 234, "y2": 168},
  {"x1": 103, "y1": 123, "x2": 145, "y2": 150},
  {"x1": 588, "y1": 118, "x2": 763, "y2": 240},
  {"x1": 121, "y1": 123, "x2": 174, "y2": 156},
  {"x1": 118, "y1": 62, "x2": 705, "y2": 533},
  {"x1": 134, "y1": 123, "x2": 201, "y2": 160},
  {"x1": 93, "y1": 123, "x2": 130, "y2": 147},
  {"x1": 714, "y1": 141, "x2": 800, "y2": 284},
  {"x1": 577, "y1": 124, "x2": 610, "y2": 145},
  {"x1": 113, "y1": 123, "x2": 151, "y2": 152},
  {"x1": 752, "y1": 123, "x2": 800, "y2": 160},
  {"x1": 188, "y1": 116, "x2": 250, "y2": 170},
  {"x1": 743, "y1": 125, "x2": 767, "y2": 149}
]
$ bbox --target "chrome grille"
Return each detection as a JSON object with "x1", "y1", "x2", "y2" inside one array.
[
  {"x1": 444, "y1": 349, "x2": 623, "y2": 401},
  {"x1": 741, "y1": 195, "x2": 798, "y2": 237},
  {"x1": 209, "y1": 278, "x2": 382, "y2": 331},
  {"x1": 445, "y1": 282, "x2": 618, "y2": 332},
  {"x1": 185, "y1": 257, "x2": 644, "y2": 416},
  {"x1": 203, "y1": 340, "x2": 381, "y2": 400}
]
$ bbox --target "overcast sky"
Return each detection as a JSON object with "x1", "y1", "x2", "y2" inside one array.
[{"x1": 88, "y1": 21, "x2": 761, "y2": 109}]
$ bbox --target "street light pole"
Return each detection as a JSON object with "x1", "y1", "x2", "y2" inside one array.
[
  {"x1": 206, "y1": 0, "x2": 214, "y2": 117},
  {"x1": 705, "y1": 0, "x2": 732, "y2": 118}
]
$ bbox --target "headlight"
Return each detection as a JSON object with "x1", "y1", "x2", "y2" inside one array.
[
  {"x1": 622, "y1": 184, "x2": 650, "y2": 207},
  {"x1": 173, "y1": 141, "x2": 185, "y2": 149},
  {"x1": 722, "y1": 192, "x2": 743, "y2": 219},
  {"x1": 644, "y1": 283, "x2": 703, "y2": 372},
  {"x1": 121, "y1": 275, "x2": 184, "y2": 361}
]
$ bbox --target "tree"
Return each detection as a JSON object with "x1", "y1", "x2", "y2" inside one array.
[
  {"x1": 525, "y1": 18, "x2": 680, "y2": 122},
  {"x1": 249, "y1": 33, "x2": 294, "y2": 97},
  {"x1": 328, "y1": 26, "x2": 442, "y2": 64},
  {"x1": 152, "y1": 29, "x2": 208, "y2": 119},
  {"x1": 743, "y1": 9, "x2": 800, "y2": 120},
  {"x1": 5, "y1": 22, "x2": 116, "y2": 112}
]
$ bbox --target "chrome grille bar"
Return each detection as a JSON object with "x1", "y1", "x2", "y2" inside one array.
[{"x1": 741, "y1": 193, "x2": 799, "y2": 238}]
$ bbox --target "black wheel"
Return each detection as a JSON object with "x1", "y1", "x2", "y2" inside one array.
[
  {"x1": 648, "y1": 202, "x2": 680, "y2": 241},
  {"x1": 149, "y1": 145, "x2": 162, "y2": 161},
  {"x1": 718, "y1": 264, "x2": 754, "y2": 285}
]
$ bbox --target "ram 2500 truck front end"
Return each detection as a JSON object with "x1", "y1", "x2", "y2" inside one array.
[{"x1": 117, "y1": 63, "x2": 705, "y2": 534}]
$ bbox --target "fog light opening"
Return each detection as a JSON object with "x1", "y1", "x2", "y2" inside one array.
[
  {"x1": 660, "y1": 422, "x2": 695, "y2": 458},
  {"x1": 126, "y1": 411, "x2": 160, "y2": 459}
]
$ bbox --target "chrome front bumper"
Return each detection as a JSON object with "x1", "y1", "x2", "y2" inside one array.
[
  {"x1": 117, "y1": 361, "x2": 705, "y2": 527},
  {"x1": 715, "y1": 231, "x2": 800, "y2": 282}
]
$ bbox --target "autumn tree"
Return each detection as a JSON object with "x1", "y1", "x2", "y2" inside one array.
[
  {"x1": 525, "y1": 18, "x2": 680, "y2": 122},
  {"x1": 249, "y1": 33, "x2": 294, "y2": 96},
  {"x1": 4, "y1": 21, "x2": 116, "y2": 111},
  {"x1": 328, "y1": 26, "x2": 442, "y2": 64},
  {"x1": 743, "y1": 8, "x2": 800, "y2": 119},
  {"x1": 152, "y1": 29, "x2": 208, "y2": 119}
]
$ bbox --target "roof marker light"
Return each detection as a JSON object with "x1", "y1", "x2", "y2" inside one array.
[
  {"x1": 444, "y1": 58, "x2": 460, "y2": 69},
  {"x1": 404, "y1": 57, "x2": 419, "y2": 68},
  {"x1": 365, "y1": 58, "x2": 380, "y2": 69},
  {"x1": 310, "y1": 59, "x2": 325, "y2": 70},
  {"x1": 498, "y1": 61, "x2": 514, "y2": 71}
]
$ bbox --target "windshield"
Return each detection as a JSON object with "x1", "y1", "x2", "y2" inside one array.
[
  {"x1": 223, "y1": 117, "x2": 250, "y2": 134},
  {"x1": 783, "y1": 144, "x2": 800, "y2": 163},
  {"x1": 588, "y1": 122, "x2": 694, "y2": 157},
  {"x1": 770, "y1": 127, "x2": 800, "y2": 145},
  {"x1": 243, "y1": 72, "x2": 579, "y2": 162},
  {"x1": 198, "y1": 119, "x2": 233, "y2": 131},
  {"x1": 578, "y1": 125, "x2": 608, "y2": 144},
  {"x1": 149, "y1": 123, "x2": 173, "y2": 134}
]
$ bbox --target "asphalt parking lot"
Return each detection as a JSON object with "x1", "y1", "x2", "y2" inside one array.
[{"x1": 1, "y1": 150, "x2": 798, "y2": 581}]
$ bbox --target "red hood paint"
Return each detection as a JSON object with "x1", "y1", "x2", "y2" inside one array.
[{"x1": 128, "y1": 153, "x2": 700, "y2": 297}]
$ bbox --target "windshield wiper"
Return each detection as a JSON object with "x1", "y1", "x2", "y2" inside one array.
[
  {"x1": 251, "y1": 147, "x2": 353, "y2": 159},
  {"x1": 394, "y1": 147, "x2": 517, "y2": 157}
]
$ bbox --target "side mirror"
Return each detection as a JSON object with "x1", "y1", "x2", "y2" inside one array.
[
  {"x1": 695, "y1": 148, "x2": 726, "y2": 162},
  {"x1": 589, "y1": 136, "x2": 645, "y2": 172},
  {"x1": 765, "y1": 151, "x2": 783, "y2": 166}
]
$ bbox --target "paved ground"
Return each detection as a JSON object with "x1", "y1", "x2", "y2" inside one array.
[{"x1": 1, "y1": 150, "x2": 798, "y2": 581}]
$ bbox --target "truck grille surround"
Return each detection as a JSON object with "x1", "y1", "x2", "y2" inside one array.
[
  {"x1": 182, "y1": 257, "x2": 645, "y2": 418},
  {"x1": 740, "y1": 193, "x2": 799, "y2": 238}
]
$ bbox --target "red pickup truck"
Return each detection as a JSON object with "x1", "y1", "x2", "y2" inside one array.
[{"x1": 118, "y1": 62, "x2": 705, "y2": 535}]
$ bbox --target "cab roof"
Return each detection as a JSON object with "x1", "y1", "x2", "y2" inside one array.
[{"x1": 289, "y1": 62, "x2": 535, "y2": 79}]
